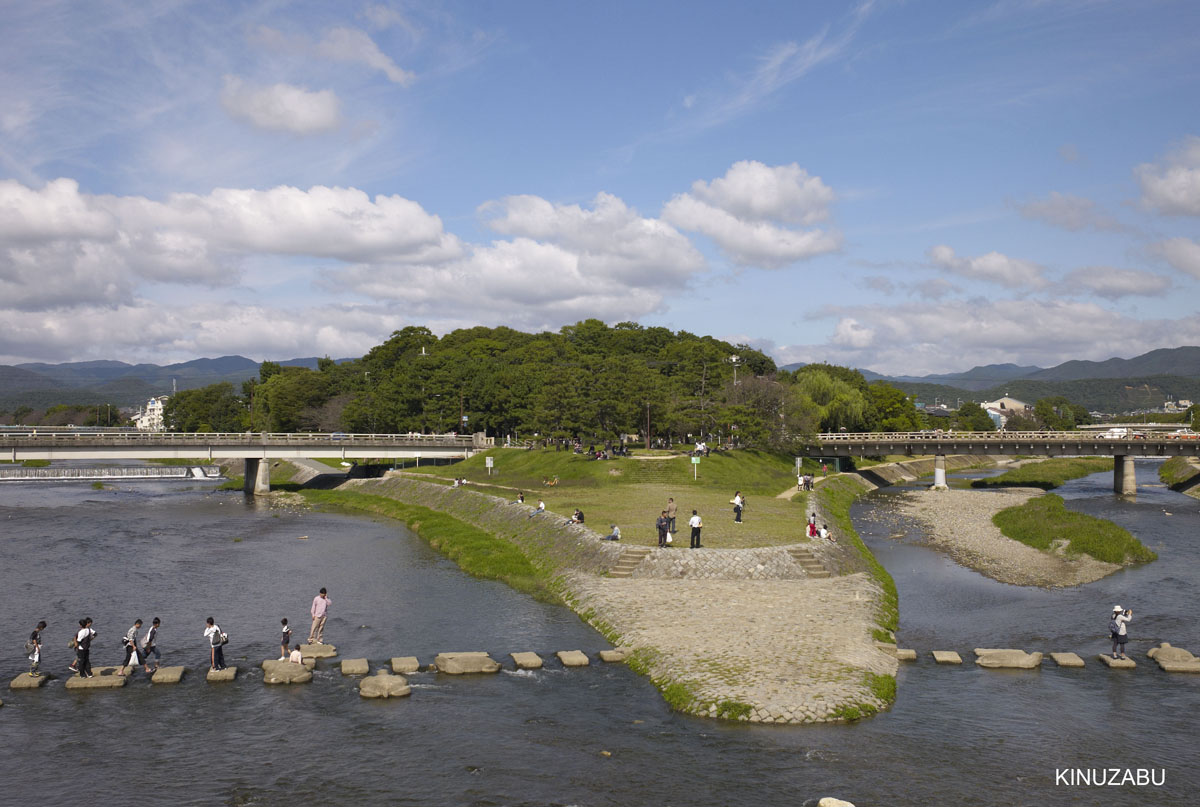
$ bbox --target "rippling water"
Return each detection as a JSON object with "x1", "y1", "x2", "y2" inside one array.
[{"x1": 1, "y1": 463, "x2": 1197, "y2": 806}]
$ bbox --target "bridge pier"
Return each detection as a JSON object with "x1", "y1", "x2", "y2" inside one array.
[
  {"x1": 932, "y1": 454, "x2": 948, "y2": 490},
  {"x1": 243, "y1": 458, "x2": 271, "y2": 495},
  {"x1": 1113, "y1": 455, "x2": 1136, "y2": 497}
]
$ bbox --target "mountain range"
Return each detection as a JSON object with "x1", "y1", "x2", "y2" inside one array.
[{"x1": 0, "y1": 355, "x2": 351, "y2": 411}]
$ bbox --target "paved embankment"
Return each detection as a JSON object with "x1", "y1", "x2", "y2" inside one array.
[
  {"x1": 895, "y1": 487, "x2": 1119, "y2": 587},
  {"x1": 341, "y1": 475, "x2": 896, "y2": 723}
]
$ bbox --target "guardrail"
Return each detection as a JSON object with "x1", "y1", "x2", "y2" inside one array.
[
  {"x1": 0, "y1": 431, "x2": 480, "y2": 446},
  {"x1": 812, "y1": 430, "x2": 1198, "y2": 442}
]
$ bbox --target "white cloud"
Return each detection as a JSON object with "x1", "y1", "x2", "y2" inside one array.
[
  {"x1": 220, "y1": 76, "x2": 342, "y2": 134},
  {"x1": 773, "y1": 300, "x2": 1200, "y2": 375},
  {"x1": 0, "y1": 179, "x2": 462, "y2": 309},
  {"x1": 662, "y1": 161, "x2": 840, "y2": 268},
  {"x1": 316, "y1": 27, "x2": 415, "y2": 86},
  {"x1": 0, "y1": 301, "x2": 409, "y2": 365},
  {"x1": 928, "y1": 244, "x2": 1047, "y2": 289},
  {"x1": 1061, "y1": 266, "x2": 1171, "y2": 299},
  {"x1": 1136, "y1": 135, "x2": 1200, "y2": 216},
  {"x1": 1059, "y1": 143, "x2": 1080, "y2": 163},
  {"x1": 363, "y1": 4, "x2": 420, "y2": 37},
  {"x1": 1158, "y1": 236, "x2": 1200, "y2": 279},
  {"x1": 333, "y1": 191, "x2": 708, "y2": 327},
  {"x1": 1015, "y1": 191, "x2": 1122, "y2": 232}
]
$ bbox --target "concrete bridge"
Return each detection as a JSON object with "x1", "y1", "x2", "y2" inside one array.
[
  {"x1": 0, "y1": 431, "x2": 491, "y2": 494},
  {"x1": 798, "y1": 430, "x2": 1200, "y2": 495}
]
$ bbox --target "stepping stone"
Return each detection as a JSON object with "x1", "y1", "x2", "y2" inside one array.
[
  {"x1": 511, "y1": 652, "x2": 544, "y2": 669},
  {"x1": 1146, "y1": 642, "x2": 1200, "y2": 673},
  {"x1": 9, "y1": 673, "x2": 50, "y2": 690},
  {"x1": 65, "y1": 667, "x2": 127, "y2": 689},
  {"x1": 557, "y1": 650, "x2": 590, "y2": 667},
  {"x1": 1050, "y1": 652, "x2": 1085, "y2": 668},
  {"x1": 260, "y1": 658, "x2": 314, "y2": 670},
  {"x1": 973, "y1": 648, "x2": 1043, "y2": 669},
  {"x1": 1097, "y1": 654, "x2": 1136, "y2": 669},
  {"x1": 151, "y1": 666, "x2": 186, "y2": 684},
  {"x1": 599, "y1": 647, "x2": 631, "y2": 663},
  {"x1": 895, "y1": 649, "x2": 917, "y2": 661},
  {"x1": 300, "y1": 643, "x2": 337, "y2": 659},
  {"x1": 341, "y1": 658, "x2": 370, "y2": 676},
  {"x1": 262, "y1": 660, "x2": 311, "y2": 685},
  {"x1": 433, "y1": 652, "x2": 500, "y2": 675},
  {"x1": 206, "y1": 666, "x2": 238, "y2": 682},
  {"x1": 874, "y1": 641, "x2": 898, "y2": 655},
  {"x1": 359, "y1": 670, "x2": 411, "y2": 699},
  {"x1": 390, "y1": 656, "x2": 420, "y2": 674},
  {"x1": 931, "y1": 651, "x2": 962, "y2": 665}
]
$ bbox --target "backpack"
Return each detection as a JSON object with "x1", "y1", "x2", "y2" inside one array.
[
  {"x1": 24, "y1": 639, "x2": 36, "y2": 655},
  {"x1": 1109, "y1": 617, "x2": 1120, "y2": 634},
  {"x1": 220, "y1": 631, "x2": 230, "y2": 646}
]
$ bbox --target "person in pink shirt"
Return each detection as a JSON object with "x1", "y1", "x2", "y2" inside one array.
[{"x1": 308, "y1": 587, "x2": 331, "y2": 644}]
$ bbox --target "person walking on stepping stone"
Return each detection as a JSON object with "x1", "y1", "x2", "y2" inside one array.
[
  {"x1": 75, "y1": 618, "x2": 96, "y2": 678},
  {"x1": 143, "y1": 617, "x2": 161, "y2": 673},
  {"x1": 204, "y1": 617, "x2": 227, "y2": 670},
  {"x1": 309, "y1": 587, "x2": 331, "y2": 644},
  {"x1": 280, "y1": 618, "x2": 293, "y2": 660},
  {"x1": 26, "y1": 620, "x2": 46, "y2": 677},
  {"x1": 118, "y1": 618, "x2": 149, "y2": 676}
]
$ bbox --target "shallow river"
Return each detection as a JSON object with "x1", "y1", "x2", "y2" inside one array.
[{"x1": 0, "y1": 463, "x2": 1196, "y2": 806}]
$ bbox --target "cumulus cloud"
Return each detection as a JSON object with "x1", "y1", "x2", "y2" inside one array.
[
  {"x1": 0, "y1": 301, "x2": 409, "y2": 365},
  {"x1": 662, "y1": 161, "x2": 840, "y2": 268},
  {"x1": 1015, "y1": 191, "x2": 1122, "y2": 232},
  {"x1": 220, "y1": 76, "x2": 341, "y2": 134},
  {"x1": 1136, "y1": 135, "x2": 1200, "y2": 216},
  {"x1": 1158, "y1": 237, "x2": 1200, "y2": 279},
  {"x1": 332, "y1": 192, "x2": 707, "y2": 327},
  {"x1": 1060, "y1": 266, "x2": 1171, "y2": 299},
  {"x1": 773, "y1": 300, "x2": 1200, "y2": 376},
  {"x1": 0, "y1": 179, "x2": 462, "y2": 309},
  {"x1": 928, "y1": 244, "x2": 1047, "y2": 289}
]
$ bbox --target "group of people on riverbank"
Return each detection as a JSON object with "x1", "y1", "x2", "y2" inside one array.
[{"x1": 21, "y1": 587, "x2": 334, "y2": 679}]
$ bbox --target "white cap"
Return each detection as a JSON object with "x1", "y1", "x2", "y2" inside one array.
[{"x1": 1112, "y1": 605, "x2": 1122, "y2": 611}]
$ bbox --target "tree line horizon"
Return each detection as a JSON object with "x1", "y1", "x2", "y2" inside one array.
[{"x1": 144, "y1": 320, "x2": 1172, "y2": 447}]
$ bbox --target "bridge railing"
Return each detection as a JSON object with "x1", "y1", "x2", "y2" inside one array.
[
  {"x1": 812, "y1": 430, "x2": 1156, "y2": 442},
  {"x1": 0, "y1": 431, "x2": 478, "y2": 447}
]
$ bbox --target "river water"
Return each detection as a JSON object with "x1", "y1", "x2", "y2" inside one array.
[{"x1": 1, "y1": 463, "x2": 1197, "y2": 806}]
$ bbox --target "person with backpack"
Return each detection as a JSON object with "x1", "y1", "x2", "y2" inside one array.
[
  {"x1": 1110, "y1": 606, "x2": 1133, "y2": 660},
  {"x1": 75, "y1": 618, "x2": 96, "y2": 678},
  {"x1": 117, "y1": 618, "x2": 149, "y2": 676},
  {"x1": 143, "y1": 617, "x2": 162, "y2": 673},
  {"x1": 26, "y1": 620, "x2": 46, "y2": 677},
  {"x1": 204, "y1": 617, "x2": 227, "y2": 671}
]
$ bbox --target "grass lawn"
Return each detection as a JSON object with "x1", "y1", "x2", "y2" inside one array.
[
  {"x1": 993, "y1": 494, "x2": 1156, "y2": 564},
  {"x1": 971, "y1": 457, "x2": 1113, "y2": 490},
  {"x1": 398, "y1": 446, "x2": 815, "y2": 548}
]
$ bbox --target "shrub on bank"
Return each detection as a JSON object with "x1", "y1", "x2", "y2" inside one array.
[
  {"x1": 992, "y1": 494, "x2": 1156, "y2": 565},
  {"x1": 971, "y1": 457, "x2": 1113, "y2": 490}
]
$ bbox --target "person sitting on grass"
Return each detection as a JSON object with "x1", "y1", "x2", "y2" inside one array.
[
  {"x1": 528, "y1": 499, "x2": 545, "y2": 519},
  {"x1": 603, "y1": 525, "x2": 620, "y2": 541}
]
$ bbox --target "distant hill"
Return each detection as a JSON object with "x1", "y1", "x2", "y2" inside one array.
[
  {"x1": 1023, "y1": 346, "x2": 1200, "y2": 382},
  {"x1": 0, "y1": 355, "x2": 354, "y2": 411}
]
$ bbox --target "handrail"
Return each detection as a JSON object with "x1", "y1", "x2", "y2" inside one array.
[{"x1": 0, "y1": 431, "x2": 477, "y2": 445}]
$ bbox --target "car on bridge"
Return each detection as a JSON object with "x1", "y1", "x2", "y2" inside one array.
[{"x1": 1166, "y1": 428, "x2": 1199, "y2": 440}]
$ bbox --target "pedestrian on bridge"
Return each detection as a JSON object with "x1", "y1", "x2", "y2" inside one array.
[{"x1": 309, "y1": 588, "x2": 331, "y2": 644}]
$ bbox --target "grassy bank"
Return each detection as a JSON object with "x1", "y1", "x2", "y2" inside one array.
[
  {"x1": 817, "y1": 475, "x2": 898, "y2": 635},
  {"x1": 1159, "y1": 456, "x2": 1200, "y2": 488},
  {"x1": 971, "y1": 457, "x2": 1112, "y2": 490},
  {"x1": 992, "y1": 494, "x2": 1157, "y2": 564},
  {"x1": 407, "y1": 446, "x2": 806, "y2": 496},
  {"x1": 301, "y1": 488, "x2": 557, "y2": 602}
]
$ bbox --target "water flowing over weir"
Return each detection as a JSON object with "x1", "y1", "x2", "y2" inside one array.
[
  {"x1": 0, "y1": 465, "x2": 222, "y2": 481},
  {"x1": 0, "y1": 467, "x2": 1197, "y2": 806}
]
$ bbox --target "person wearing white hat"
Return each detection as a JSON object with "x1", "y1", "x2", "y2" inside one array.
[{"x1": 1110, "y1": 605, "x2": 1133, "y2": 659}]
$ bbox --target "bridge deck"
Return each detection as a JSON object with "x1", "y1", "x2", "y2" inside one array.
[{"x1": 799, "y1": 431, "x2": 1200, "y2": 458}]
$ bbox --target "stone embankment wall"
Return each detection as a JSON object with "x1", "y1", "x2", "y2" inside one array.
[
  {"x1": 632, "y1": 547, "x2": 806, "y2": 580},
  {"x1": 856, "y1": 454, "x2": 999, "y2": 488}
]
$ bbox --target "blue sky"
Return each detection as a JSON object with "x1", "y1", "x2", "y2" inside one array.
[{"x1": 2, "y1": 0, "x2": 1199, "y2": 374}]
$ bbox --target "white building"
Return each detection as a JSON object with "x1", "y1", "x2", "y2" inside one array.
[
  {"x1": 135, "y1": 396, "x2": 170, "y2": 431},
  {"x1": 980, "y1": 396, "x2": 1030, "y2": 413}
]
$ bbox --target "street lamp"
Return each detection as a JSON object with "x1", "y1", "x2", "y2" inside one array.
[{"x1": 730, "y1": 354, "x2": 741, "y2": 386}]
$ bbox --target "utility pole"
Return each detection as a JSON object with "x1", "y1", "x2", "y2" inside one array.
[{"x1": 645, "y1": 401, "x2": 650, "y2": 450}]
